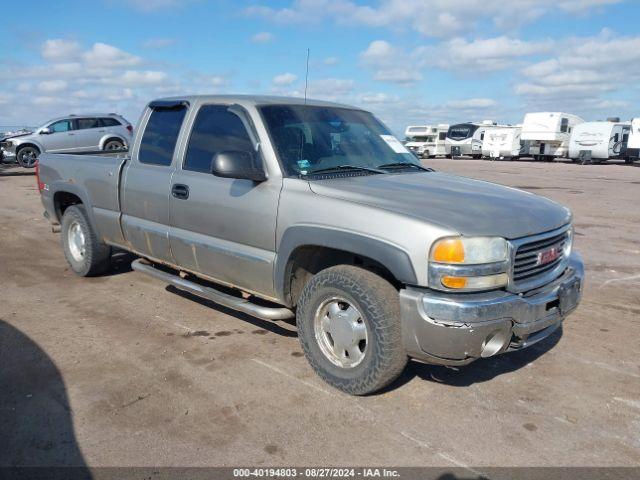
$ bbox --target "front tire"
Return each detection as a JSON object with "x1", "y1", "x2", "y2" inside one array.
[
  {"x1": 16, "y1": 146, "x2": 40, "y2": 168},
  {"x1": 61, "y1": 205, "x2": 111, "y2": 276},
  {"x1": 296, "y1": 265, "x2": 407, "y2": 395}
]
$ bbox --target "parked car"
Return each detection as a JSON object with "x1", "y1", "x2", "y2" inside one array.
[
  {"x1": 37, "y1": 95, "x2": 584, "y2": 395},
  {"x1": 1, "y1": 113, "x2": 132, "y2": 167}
]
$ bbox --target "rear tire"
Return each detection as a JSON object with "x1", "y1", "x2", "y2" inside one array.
[
  {"x1": 61, "y1": 205, "x2": 111, "y2": 276},
  {"x1": 104, "y1": 139, "x2": 125, "y2": 151},
  {"x1": 16, "y1": 146, "x2": 40, "y2": 168},
  {"x1": 296, "y1": 265, "x2": 407, "y2": 395}
]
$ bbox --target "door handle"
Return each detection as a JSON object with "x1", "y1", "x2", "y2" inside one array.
[{"x1": 171, "y1": 184, "x2": 189, "y2": 199}]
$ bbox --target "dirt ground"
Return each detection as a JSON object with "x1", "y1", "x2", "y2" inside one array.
[{"x1": 1, "y1": 158, "x2": 639, "y2": 471}]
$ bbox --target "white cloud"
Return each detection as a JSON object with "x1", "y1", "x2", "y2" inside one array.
[
  {"x1": 308, "y1": 78, "x2": 354, "y2": 97},
  {"x1": 323, "y1": 56, "x2": 339, "y2": 65},
  {"x1": 83, "y1": 43, "x2": 141, "y2": 67},
  {"x1": 418, "y1": 36, "x2": 553, "y2": 72},
  {"x1": 272, "y1": 72, "x2": 298, "y2": 86},
  {"x1": 38, "y1": 80, "x2": 68, "y2": 93},
  {"x1": 360, "y1": 40, "x2": 422, "y2": 85},
  {"x1": 245, "y1": 0, "x2": 621, "y2": 38},
  {"x1": 445, "y1": 98, "x2": 496, "y2": 109},
  {"x1": 251, "y1": 32, "x2": 274, "y2": 43},
  {"x1": 41, "y1": 39, "x2": 81, "y2": 61},
  {"x1": 118, "y1": 70, "x2": 168, "y2": 86},
  {"x1": 142, "y1": 38, "x2": 175, "y2": 49}
]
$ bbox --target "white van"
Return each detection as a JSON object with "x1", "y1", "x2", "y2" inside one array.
[{"x1": 521, "y1": 112, "x2": 584, "y2": 161}]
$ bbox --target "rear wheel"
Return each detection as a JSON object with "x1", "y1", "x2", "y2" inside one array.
[
  {"x1": 296, "y1": 265, "x2": 407, "y2": 395},
  {"x1": 104, "y1": 139, "x2": 125, "y2": 151},
  {"x1": 61, "y1": 205, "x2": 111, "y2": 276},
  {"x1": 16, "y1": 146, "x2": 40, "y2": 168}
]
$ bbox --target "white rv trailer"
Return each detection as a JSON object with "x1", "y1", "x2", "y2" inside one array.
[
  {"x1": 626, "y1": 117, "x2": 640, "y2": 163},
  {"x1": 481, "y1": 125, "x2": 525, "y2": 160},
  {"x1": 445, "y1": 120, "x2": 495, "y2": 158},
  {"x1": 404, "y1": 124, "x2": 449, "y2": 158},
  {"x1": 521, "y1": 112, "x2": 584, "y2": 161},
  {"x1": 568, "y1": 121, "x2": 630, "y2": 164}
]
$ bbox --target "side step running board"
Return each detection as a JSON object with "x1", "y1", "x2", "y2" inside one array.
[{"x1": 131, "y1": 259, "x2": 295, "y2": 321}]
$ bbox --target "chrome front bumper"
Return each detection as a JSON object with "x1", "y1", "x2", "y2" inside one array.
[{"x1": 399, "y1": 252, "x2": 584, "y2": 365}]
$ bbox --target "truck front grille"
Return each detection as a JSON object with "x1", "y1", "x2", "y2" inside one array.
[{"x1": 512, "y1": 230, "x2": 569, "y2": 286}]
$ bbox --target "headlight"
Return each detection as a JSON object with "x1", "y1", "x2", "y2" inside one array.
[
  {"x1": 430, "y1": 237, "x2": 508, "y2": 264},
  {"x1": 429, "y1": 236, "x2": 509, "y2": 291}
]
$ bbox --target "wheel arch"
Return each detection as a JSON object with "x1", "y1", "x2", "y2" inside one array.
[
  {"x1": 275, "y1": 226, "x2": 417, "y2": 307},
  {"x1": 99, "y1": 135, "x2": 127, "y2": 150},
  {"x1": 51, "y1": 184, "x2": 101, "y2": 238}
]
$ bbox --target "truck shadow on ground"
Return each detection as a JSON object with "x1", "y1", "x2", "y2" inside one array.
[
  {"x1": 165, "y1": 285, "x2": 298, "y2": 338},
  {"x1": 386, "y1": 327, "x2": 563, "y2": 391},
  {"x1": 0, "y1": 319, "x2": 91, "y2": 477}
]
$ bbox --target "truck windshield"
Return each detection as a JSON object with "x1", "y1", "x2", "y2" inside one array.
[{"x1": 260, "y1": 105, "x2": 418, "y2": 176}]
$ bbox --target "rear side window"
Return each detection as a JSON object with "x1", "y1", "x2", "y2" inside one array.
[
  {"x1": 100, "y1": 117, "x2": 121, "y2": 127},
  {"x1": 184, "y1": 105, "x2": 254, "y2": 173},
  {"x1": 139, "y1": 107, "x2": 187, "y2": 166},
  {"x1": 76, "y1": 118, "x2": 100, "y2": 130}
]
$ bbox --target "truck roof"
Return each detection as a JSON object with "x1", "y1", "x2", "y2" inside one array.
[{"x1": 151, "y1": 94, "x2": 361, "y2": 111}]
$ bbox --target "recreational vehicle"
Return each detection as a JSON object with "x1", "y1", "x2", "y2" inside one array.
[
  {"x1": 568, "y1": 121, "x2": 630, "y2": 164},
  {"x1": 521, "y1": 112, "x2": 584, "y2": 161},
  {"x1": 404, "y1": 124, "x2": 449, "y2": 158},
  {"x1": 626, "y1": 118, "x2": 640, "y2": 163},
  {"x1": 481, "y1": 125, "x2": 525, "y2": 160},
  {"x1": 445, "y1": 121, "x2": 495, "y2": 158}
]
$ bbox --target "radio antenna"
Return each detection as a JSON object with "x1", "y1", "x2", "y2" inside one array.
[{"x1": 304, "y1": 48, "x2": 310, "y2": 104}]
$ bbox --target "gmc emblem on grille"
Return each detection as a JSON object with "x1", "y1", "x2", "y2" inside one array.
[{"x1": 537, "y1": 247, "x2": 560, "y2": 266}]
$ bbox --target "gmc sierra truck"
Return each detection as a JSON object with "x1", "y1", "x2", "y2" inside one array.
[{"x1": 38, "y1": 95, "x2": 584, "y2": 395}]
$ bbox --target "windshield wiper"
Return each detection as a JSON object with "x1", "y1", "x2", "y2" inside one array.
[
  {"x1": 302, "y1": 165, "x2": 386, "y2": 176},
  {"x1": 378, "y1": 162, "x2": 433, "y2": 172}
]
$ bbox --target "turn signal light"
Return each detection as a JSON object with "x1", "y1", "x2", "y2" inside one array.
[
  {"x1": 441, "y1": 276, "x2": 468, "y2": 289},
  {"x1": 431, "y1": 238, "x2": 465, "y2": 263}
]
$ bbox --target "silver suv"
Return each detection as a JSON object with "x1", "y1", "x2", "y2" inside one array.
[{"x1": 1, "y1": 113, "x2": 132, "y2": 167}]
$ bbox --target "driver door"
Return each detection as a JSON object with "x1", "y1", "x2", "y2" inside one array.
[
  {"x1": 42, "y1": 119, "x2": 79, "y2": 152},
  {"x1": 169, "y1": 103, "x2": 281, "y2": 298}
]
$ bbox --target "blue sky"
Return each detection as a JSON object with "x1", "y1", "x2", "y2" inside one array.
[{"x1": 1, "y1": 0, "x2": 639, "y2": 135}]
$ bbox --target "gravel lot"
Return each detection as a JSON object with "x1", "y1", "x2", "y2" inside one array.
[{"x1": 1, "y1": 158, "x2": 639, "y2": 470}]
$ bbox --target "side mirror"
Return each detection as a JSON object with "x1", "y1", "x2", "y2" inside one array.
[
  {"x1": 39, "y1": 128, "x2": 51, "y2": 135},
  {"x1": 210, "y1": 151, "x2": 266, "y2": 182}
]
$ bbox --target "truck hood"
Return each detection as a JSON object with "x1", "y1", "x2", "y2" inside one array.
[{"x1": 308, "y1": 172, "x2": 571, "y2": 239}]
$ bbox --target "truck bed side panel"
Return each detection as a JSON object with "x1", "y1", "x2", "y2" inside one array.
[{"x1": 39, "y1": 152, "x2": 128, "y2": 246}]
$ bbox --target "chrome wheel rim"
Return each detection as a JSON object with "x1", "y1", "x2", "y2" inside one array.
[
  {"x1": 68, "y1": 221, "x2": 86, "y2": 262},
  {"x1": 106, "y1": 142, "x2": 121, "y2": 150},
  {"x1": 313, "y1": 297, "x2": 368, "y2": 368},
  {"x1": 20, "y1": 149, "x2": 37, "y2": 167}
]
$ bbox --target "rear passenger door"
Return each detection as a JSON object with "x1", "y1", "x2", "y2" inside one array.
[
  {"x1": 75, "y1": 117, "x2": 102, "y2": 151},
  {"x1": 168, "y1": 103, "x2": 281, "y2": 298},
  {"x1": 120, "y1": 102, "x2": 188, "y2": 263}
]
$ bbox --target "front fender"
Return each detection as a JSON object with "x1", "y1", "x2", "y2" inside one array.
[
  {"x1": 274, "y1": 225, "x2": 418, "y2": 304},
  {"x1": 13, "y1": 137, "x2": 44, "y2": 152}
]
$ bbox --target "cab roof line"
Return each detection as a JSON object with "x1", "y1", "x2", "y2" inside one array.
[{"x1": 148, "y1": 100, "x2": 190, "y2": 109}]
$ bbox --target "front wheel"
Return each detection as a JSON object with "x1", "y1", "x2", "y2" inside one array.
[
  {"x1": 16, "y1": 146, "x2": 40, "y2": 168},
  {"x1": 296, "y1": 265, "x2": 407, "y2": 395},
  {"x1": 61, "y1": 205, "x2": 111, "y2": 276}
]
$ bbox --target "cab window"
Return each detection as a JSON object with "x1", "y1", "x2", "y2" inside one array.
[
  {"x1": 184, "y1": 105, "x2": 254, "y2": 173},
  {"x1": 139, "y1": 106, "x2": 187, "y2": 166}
]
